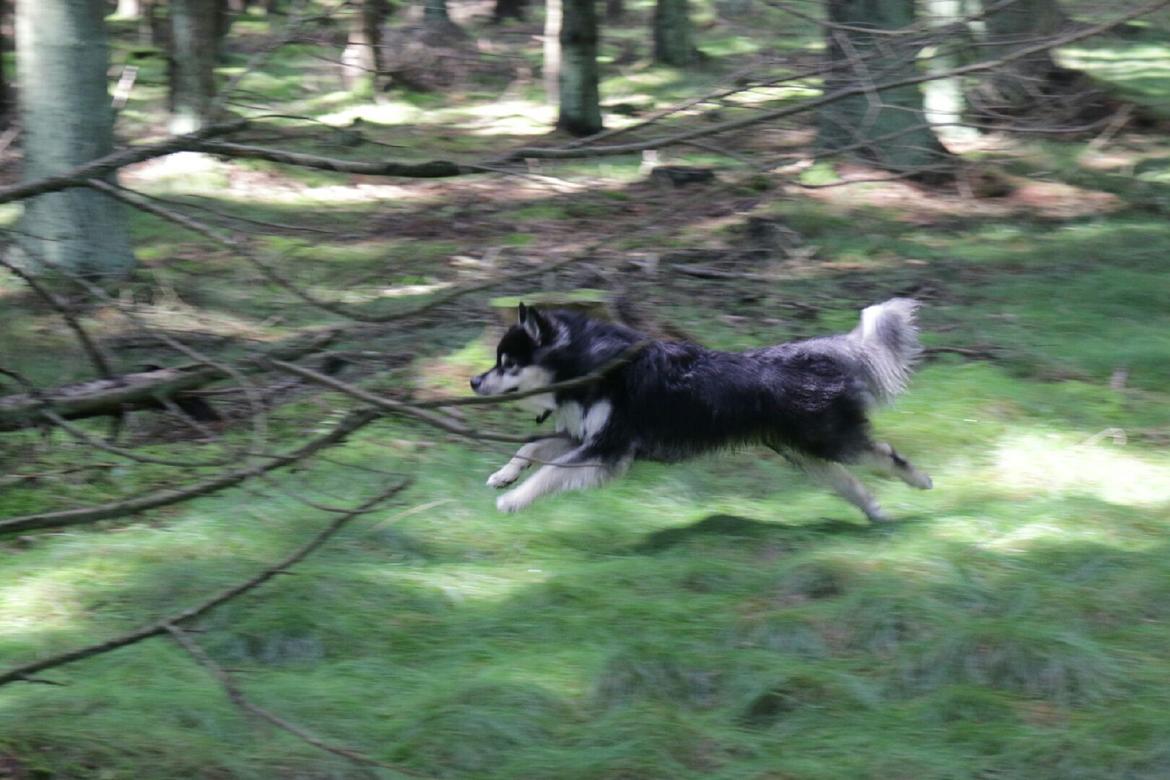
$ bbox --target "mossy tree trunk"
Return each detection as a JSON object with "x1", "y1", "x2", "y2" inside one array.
[
  {"x1": 653, "y1": 0, "x2": 698, "y2": 67},
  {"x1": 11, "y1": 0, "x2": 134, "y2": 278},
  {"x1": 969, "y1": 0, "x2": 1110, "y2": 125},
  {"x1": 817, "y1": 0, "x2": 954, "y2": 181},
  {"x1": 169, "y1": 0, "x2": 219, "y2": 134},
  {"x1": 556, "y1": 0, "x2": 602, "y2": 136},
  {"x1": 341, "y1": 0, "x2": 387, "y2": 97}
]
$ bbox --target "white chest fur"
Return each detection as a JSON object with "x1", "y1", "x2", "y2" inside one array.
[{"x1": 555, "y1": 400, "x2": 612, "y2": 441}]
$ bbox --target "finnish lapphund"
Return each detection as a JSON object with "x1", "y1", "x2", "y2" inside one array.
[{"x1": 470, "y1": 300, "x2": 931, "y2": 521}]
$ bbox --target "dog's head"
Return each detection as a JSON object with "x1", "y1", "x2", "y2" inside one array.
[{"x1": 470, "y1": 303, "x2": 559, "y2": 398}]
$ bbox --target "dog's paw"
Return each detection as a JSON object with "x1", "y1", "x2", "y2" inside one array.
[
  {"x1": 864, "y1": 505, "x2": 891, "y2": 523},
  {"x1": 486, "y1": 468, "x2": 519, "y2": 488},
  {"x1": 496, "y1": 491, "x2": 528, "y2": 513},
  {"x1": 908, "y1": 471, "x2": 933, "y2": 490}
]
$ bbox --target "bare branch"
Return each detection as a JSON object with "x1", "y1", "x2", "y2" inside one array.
[
  {"x1": 0, "y1": 409, "x2": 380, "y2": 534},
  {"x1": 265, "y1": 359, "x2": 532, "y2": 444},
  {"x1": 0, "y1": 479, "x2": 409, "y2": 687},
  {"x1": 0, "y1": 330, "x2": 337, "y2": 432}
]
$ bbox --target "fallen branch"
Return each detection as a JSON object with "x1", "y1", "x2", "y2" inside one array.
[
  {"x1": 265, "y1": 359, "x2": 532, "y2": 444},
  {"x1": 0, "y1": 479, "x2": 409, "y2": 687},
  {"x1": 167, "y1": 624, "x2": 428, "y2": 777},
  {"x1": 0, "y1": 409, "x2": 380, "y2": 535},
  {"x1": 0, "y1": 330, "x2": 337, "y2": 432}
]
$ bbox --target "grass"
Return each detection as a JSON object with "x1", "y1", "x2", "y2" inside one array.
[{"x1": 4, "y1": 4, "x2": 1170, "y2": 779}]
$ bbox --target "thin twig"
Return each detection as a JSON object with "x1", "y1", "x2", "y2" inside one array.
[
  {"x1": 166, "y1": 623, "x2": 428, "y2": 777},
  {"x1": 0, "y1": 480, "x2": 409, "y2": 687}
]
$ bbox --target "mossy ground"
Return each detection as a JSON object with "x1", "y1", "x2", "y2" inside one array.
[{"x1": 3, "y1": 2, "x2": 1170, "y2": 778}]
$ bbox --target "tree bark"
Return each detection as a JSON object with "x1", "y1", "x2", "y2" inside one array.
[
  {"x1": 341, "y1": 0, "x2": 386, "y2": 96},
  {"x1": 921, "y1": 0, "x2": 976, "y2": 142},
  {"x1": 10, "y1": 0, "x2": 135, "y2": 278},
  {"x1": 493, "y1": 0, "x2": 527, "y2": 22},
  {"x1": 653, "y1": 0, "x2": 698, "y2": 66},
  {"x1": 557, "y1": 0, "x2": 602, "y2": 136},
  {"x1": 424, "y1": 0, "x2": 450, "y2": 26},
  {"x1": 169, "y1": 0, "x2": 219, "y2": 134},
  {"x1": 816, "y1": 0, "x2": 954, "y2": 181},
  {"x1": 969, "y1": 0, "x2": 1111, "y2": 125},
  {"x1": 543, "y1": 0, "x2": 561, "y2": 105}
]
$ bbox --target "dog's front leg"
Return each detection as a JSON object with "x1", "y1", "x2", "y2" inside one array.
[
  {"x1": 487, "y1": 436, "x2": 576, "y2": 488},
  {"x1": 496, "y1": 447, "x2": 630, "y2": 513}
]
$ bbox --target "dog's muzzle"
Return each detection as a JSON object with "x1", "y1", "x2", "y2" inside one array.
[{"x1": 470, "y1": 374, "x2": 484, "y2": 393}]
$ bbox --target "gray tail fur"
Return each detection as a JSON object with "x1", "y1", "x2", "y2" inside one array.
[{"x1": 850, "y1": 298, "x2": 922, "y2": 405}]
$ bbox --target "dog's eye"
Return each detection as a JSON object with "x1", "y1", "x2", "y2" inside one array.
[{"x1": 501, "y1": 358, "x2": 516, "y2": 371}]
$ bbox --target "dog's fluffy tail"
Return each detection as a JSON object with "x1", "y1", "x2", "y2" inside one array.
[{"x1": 850, "y1": 298, "x2": 922, "y2": 405}]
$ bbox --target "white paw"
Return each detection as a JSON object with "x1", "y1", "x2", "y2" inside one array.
[
  {"x1": 496, "y1": 491, "x2": 528, "y2": 513},
  {"x1": 909, "y1": 471, "x2": 933, "y2": 490},
  {"x1": 486, "y1": 468, "x2": 519, "y2": 488},
  {"x1": 865, "y1": 505, "x2": 891, "y2": 523}
]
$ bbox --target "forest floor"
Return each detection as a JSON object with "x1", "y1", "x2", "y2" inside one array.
[{"x1": 2, "y1": 3, "x2": 1170, "y2": 778}]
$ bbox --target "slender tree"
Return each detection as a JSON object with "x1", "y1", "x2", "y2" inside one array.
[
  {"x1": 10, "y1": 0, "x2": 134, "y2": 278},
  {"x1": 816, "y1": 0, "x2": 953, "y2": 180},
  {"x1": 653, "y1": 0, "x2": 698, "y2": 66},
  {"x1": 557, "y1": 0, "x2": 602, "y2": 136},
  {"x1": 341, "y1": 0, "x2": 387, "y2": 96},
  {"x1": 543, "y1": 0, "x2": 561, "y2": 105},
  {"x1": 169, "y1": 0, "x2": 219, "y2": 133}
]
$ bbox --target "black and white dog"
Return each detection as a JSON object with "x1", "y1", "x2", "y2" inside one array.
[{"x1": 470, "y1": 300, "x2": 932, "y2": 521}]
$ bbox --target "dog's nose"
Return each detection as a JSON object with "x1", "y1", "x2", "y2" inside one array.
[{"x1": 470, "y1": 375, "x2": 482, "y2": 391}]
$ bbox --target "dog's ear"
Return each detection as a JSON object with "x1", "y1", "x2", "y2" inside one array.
[{"x1": 519, "y1": 302, "x2": 550, "y2": 344}]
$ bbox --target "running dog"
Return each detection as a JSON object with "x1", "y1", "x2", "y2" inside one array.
[{"x1": 469, "y1": 300, "x2": 932, "y2": 521}]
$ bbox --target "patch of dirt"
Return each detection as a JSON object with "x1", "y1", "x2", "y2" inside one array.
[{"x1": 795, "y1": 164, "x2": 1123, "y2": 223}]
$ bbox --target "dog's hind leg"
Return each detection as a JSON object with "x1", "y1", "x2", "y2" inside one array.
[
  {"x1": 864, "y1": 442, "x2": 933, "y2": 490},
  {"x1": 496, "y1": 447, "x2": 632, "y2": 513},
  {"x1": 799, "y1": 458, "x2": 888, "y2": 522},
  {"x1": 487, "y1": 436, "x2": 576, "y2": 488}
]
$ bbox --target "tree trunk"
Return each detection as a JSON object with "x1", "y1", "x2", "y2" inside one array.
[
  {"x1": 424, "y1": 0, "x2": 450, "y2": 26},
  {"x1": 10, "y1": 0, "x2": 134, "y2": 279},
  {"x1": 816, "y1": 0, "x2": 954, "y2": 181},
  {"x1": 115, "y1": 0, "x2": 141, "y2": 18},
  {"x1": 169, "y1": 0, "x2": 219, "y2": 134},
  {"x1": 921, "y1": 0, "x2": 976, "y2": 142},
  {"x1": 493, "y1": 0, "x2": 526, "y2": 23},
  {"x1": 0, "y1": 28, "x2": 8, "y2": 128},
  {"x1": 605, "y1": 0, "x2": 623, "y2": 22},
  {"x1": 543, "y1": 0, "x2": 561, "y2": 105},
  {"x1": 146, "y1": 0, "x2": 168, "y2": 47},
  {"x1": 556, "y1": 0, "x2": 602, "y2": 136},
  {"x1": 341, "y1": 0, "x2": 386, "y2": 97},
  {"x1": 969, "y1": 0, "x2": 1110, "y2": 125},
  {"x1": 653, "y1": 0, "x2": 698, "y2": 66}
]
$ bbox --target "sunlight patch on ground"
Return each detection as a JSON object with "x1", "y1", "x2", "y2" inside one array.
[
  {"x1": 381, "y1": 565, "x2": 551, "y2": 605},
  {"x1": 318, "y1": 101, "x2": 426, "y2": 128},
  {"x1": 993, "y1": 431, "x2": 1170, "y2": 508},
  {"x1": 456, "y1": 100, "x2": 556, "y2": 136},
  {"x1": 0, "y1": 575, "x2": 85, "y2": 635}
]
